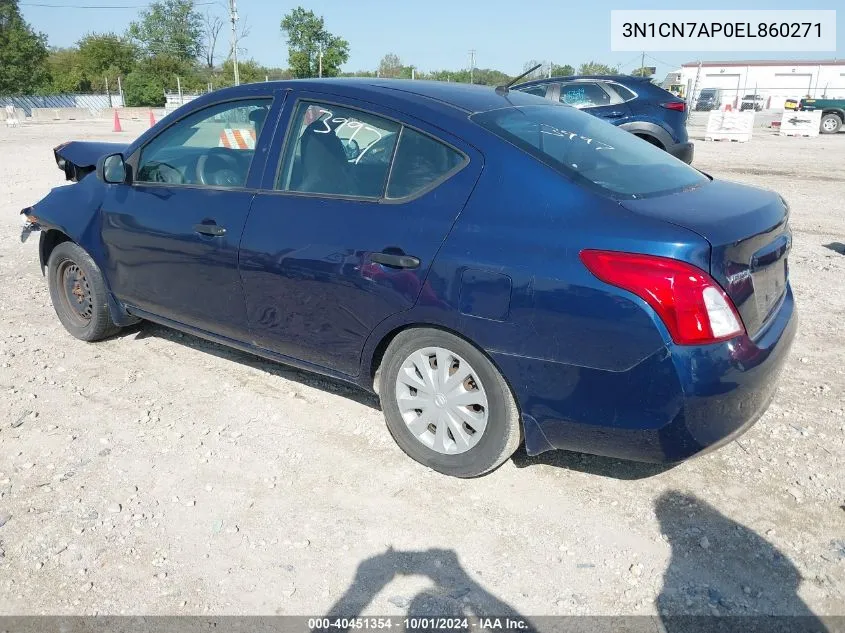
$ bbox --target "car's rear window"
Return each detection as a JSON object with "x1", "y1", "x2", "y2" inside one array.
[{"x1": 471, "y1": 104, "x2": 708, "y2": 199}]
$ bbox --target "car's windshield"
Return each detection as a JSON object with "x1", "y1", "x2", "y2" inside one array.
[
  {"x1": 699, "y1": 90, "x2": 717, "y2": 98},
  {"x1": 471, "y1": 104, "x2": 708, "y2": 199}
]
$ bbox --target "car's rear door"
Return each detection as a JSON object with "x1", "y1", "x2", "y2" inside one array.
[
  {"x1": 101, "y1": 88, "x2": 283, "y2": 339},
  {"x1": 238, "y1": 92, "x2": 483, "y2": 376}
]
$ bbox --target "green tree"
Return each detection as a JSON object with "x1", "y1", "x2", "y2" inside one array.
[
  {"x1": 0, "y1": 0, "x2": 50, "y2": 95},
  {"x1": 280, "y1": 7, "x2": 349, "y2": 78},
  {"x1": 378, "y1": 52, "x2": 402, "y2": 78},
  {"x1": 630, "y1": 66, "x2": 655, "y2": 78},
  {"x1": 551, "y1": 63, "x2": 574, "y2": 77},
  {"x1": 77, "y1": 33, "x2": 137, "y2": 92},
  {"x1": 128, "y1": 0, "x2": 202, "y2": 62},
  {"x1": 577, "y1": 60, "x2": 619, "y2": 75},
  {"x1": 123, "y1": 54, "x2": 195, "y2": 106},
  {"x1": 216, "y1": 58, "x2": 267, "y2": 86},
  {"x1": 45, "y1": 47, "x2": 86, "y2": 93}
]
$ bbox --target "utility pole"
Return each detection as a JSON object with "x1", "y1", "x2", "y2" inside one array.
[
  {"x1": 117, "y1": 76, "x2": 123, "y2": 106},
  {"x1": 548, "y1": 61, "x2": 552, "y2": 79},
  {"x1": 640, "y1": 51, "x2": 645, "y2": 76},
  {"x1": 318, "y1": 43, "x2": 323, "y2": 78},
  {"x1": 229, "y1": 0, "x2": 240, "y2": 86},
  {"x1": 468, "y1": 49, "x2": 475, "y2": 84}
]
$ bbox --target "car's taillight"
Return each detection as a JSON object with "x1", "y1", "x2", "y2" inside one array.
[
  {"x1": 661, "y1": 101, "x2": 686, "y2": 112},
  {"x1": 579, "y1": 250, "x2": 745, "y2": 345}
]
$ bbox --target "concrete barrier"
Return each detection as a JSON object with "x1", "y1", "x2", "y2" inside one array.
[{"x1": 30, "y1": 107, "x2": 97, "y2": 121}]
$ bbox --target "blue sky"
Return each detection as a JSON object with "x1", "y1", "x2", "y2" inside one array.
[{"x1": 20, "y1": 0, "x2": 843, "y2": 80}]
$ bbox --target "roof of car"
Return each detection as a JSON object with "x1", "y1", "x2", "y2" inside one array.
[{"x1": 227, "y1": 78, "x2": 548, "y2": 114}]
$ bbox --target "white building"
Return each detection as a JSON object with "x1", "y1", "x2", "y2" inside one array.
[{"x1": 673, "y1": 59, "x2": 845, "y2": 109}]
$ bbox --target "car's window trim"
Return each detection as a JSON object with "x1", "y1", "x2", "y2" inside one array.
[
  {"x1": 269, "y1": 96, "x2": 470, "y2": 205},
  {"x1": 128, "y1": 95, "x2": 275, "y2": 191}
]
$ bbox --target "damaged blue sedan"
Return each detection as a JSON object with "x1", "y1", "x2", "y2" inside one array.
[{"x1": 20, "y1": 78, "x2": 796, "y2": 478}]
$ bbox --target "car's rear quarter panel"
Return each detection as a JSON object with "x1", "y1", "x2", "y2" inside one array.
[{"x1": 416, "y1": 142, "x2": 715, "y2": 457}]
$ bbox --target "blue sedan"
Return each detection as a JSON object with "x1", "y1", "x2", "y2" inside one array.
[{"x1": 20, "y1": 79, "x2": 796, "y2": 478}]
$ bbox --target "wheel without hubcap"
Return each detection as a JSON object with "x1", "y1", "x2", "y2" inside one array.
[{"x1": 47, "y1": 241, "x2": 121, "y2": 342}]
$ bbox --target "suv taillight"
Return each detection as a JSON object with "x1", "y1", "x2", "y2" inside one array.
[
  {"x1": 580, "y1": 250, "x2": 745, "y2": 345},
  {"x1": 661, "y1": 101, "x2": 686, "y2": 112}
]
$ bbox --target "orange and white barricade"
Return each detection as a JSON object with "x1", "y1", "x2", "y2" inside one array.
[{"x1": 218, "y1": 128, "x2": 257, "y2": 149}]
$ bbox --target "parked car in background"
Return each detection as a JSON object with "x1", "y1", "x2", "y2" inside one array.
[
  {"x1": 740, "y1": 94, "x2": 766, "y2": 112},
  {"x1": 512, "y1": 75, "x2": 693, "y2": 164},
  {"x1": 695, "y1": 88, "x2": 723, "y2": 111},
  {"x1": 784, "y1": 98, "x2": 799, "y2": 110},
  {"x1": 20, "y1": 79, "x2": 795, "y2": 478},
  {"x1": 797, "y1": 97, "x2": 845, "y2": 134}
]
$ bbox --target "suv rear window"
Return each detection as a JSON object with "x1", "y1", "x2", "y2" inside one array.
[{"x1": 471, "y1": 104, "x2": 707, "y2": 199}]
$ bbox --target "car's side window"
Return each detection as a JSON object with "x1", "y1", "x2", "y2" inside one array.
[
  {"x1": 277, "y1": 101, "x2": 400, "y2": 198},
  {"x1": 519, "y1": 85, "x2": 548, "y2": 98},
  {"x1": 559, "y1": 82, "x2": 612, "y2": 108},
  {"x1": 608, "y1": 83, "x2": 637, "y2": 102},
  {"x1": 386, "y1": 128, "x2": 465, "y2": 199},
  {"x1": 136, "y1": 98, "x2": 271, "y2": 188}
]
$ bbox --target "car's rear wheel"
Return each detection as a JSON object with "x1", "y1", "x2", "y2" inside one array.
[
  {"x1": 820, "y1": 113, "x2": 842, "y2": 134},
  {"x1": 379, "y1": 328, "x2": 521, "y2": 478},
  {"x1": 47, "y1": 242, "x2": 120, "y2": 342}
]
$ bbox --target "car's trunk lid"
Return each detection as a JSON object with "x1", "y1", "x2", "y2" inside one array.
[{"x1": 621, "y1": 179, "x2": 791, "y2": 339}]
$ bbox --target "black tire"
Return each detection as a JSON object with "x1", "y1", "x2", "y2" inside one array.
[
  {"x1": 819, "y1": 113, "x2": 842, "y2": 135},
  {"x1": 379, "y1": 328, "x2": 521, "y2": 478},
  {"x1": 47, "y1": 241, "x2": 120, "y2": 342}
]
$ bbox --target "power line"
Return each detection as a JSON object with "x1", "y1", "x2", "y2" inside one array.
[{"x1": 20, "y1": 1, "x2": 216, "y2": 8}]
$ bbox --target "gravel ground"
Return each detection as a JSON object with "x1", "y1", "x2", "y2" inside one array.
[{"x1": 0, "y1": 118, "x2": 842, "y2": 620}]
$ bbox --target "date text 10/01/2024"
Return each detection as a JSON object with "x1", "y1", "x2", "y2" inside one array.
[{"x1": 308, "y1": 618, "x2": 531, "y2": 630}]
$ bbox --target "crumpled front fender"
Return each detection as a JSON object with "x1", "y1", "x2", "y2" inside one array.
[{"x1": 21, "y1": 175, "x2": 106, "y2": 271}]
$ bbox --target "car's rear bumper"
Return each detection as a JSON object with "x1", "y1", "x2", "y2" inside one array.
[
  {"x1": 667, "y1": 141, "x2": 694, "y2": 164},
  {"x1": 493, "y1": 285, "x2": 796, "y2": 463}
]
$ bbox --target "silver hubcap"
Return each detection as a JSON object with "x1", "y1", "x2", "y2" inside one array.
[
  {"x1": 394, "y1": 346, "x2": 489, "y2": 455},
  {"x1": 822, "y1": 118, "x2": 837, "y2": 131}
]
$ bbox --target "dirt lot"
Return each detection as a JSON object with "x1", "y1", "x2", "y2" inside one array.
[{"x1": 0, "y1": 118, "x2": 842, "y2": 621}]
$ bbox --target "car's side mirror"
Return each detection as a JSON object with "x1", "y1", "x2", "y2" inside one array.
[{"x1": 97, "y1": 153, "x2": 128, "y2": 184}]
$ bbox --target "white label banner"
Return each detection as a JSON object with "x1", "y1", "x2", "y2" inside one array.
[{"x1": 611, "y1": 10, "x2": 836, "y2": 51}]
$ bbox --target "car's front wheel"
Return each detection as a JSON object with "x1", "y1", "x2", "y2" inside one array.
[
  {"x1": 379, "y1": 328, "x2": 521, "y2": 478},
  {"x1": 47, "y1": 241, "x2": 120, "y2": 342}
]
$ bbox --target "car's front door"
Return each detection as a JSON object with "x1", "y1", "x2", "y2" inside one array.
[
  {"x1": 555, "y1": 81, "x2": 631, "y2": 122},
  {"x1": 239, "y1": 95, "x2": 483, "y2": 376},
  {"x1": 101, "y1": 91, "x2": 281, "y2": 339}
]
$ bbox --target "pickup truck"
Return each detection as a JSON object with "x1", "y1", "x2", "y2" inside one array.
[{"x1": 797, "y1": 98, "x2": 844, "y2": 134}]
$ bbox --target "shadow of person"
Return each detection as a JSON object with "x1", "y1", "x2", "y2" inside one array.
[
  {"x1": 655, "y1": 491, "x2": 830, "y2": 633},
  {"x1": 317, "y1": 548, "x2": 531, "y2": 632}
]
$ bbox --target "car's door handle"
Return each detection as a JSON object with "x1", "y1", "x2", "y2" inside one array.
[
  {"x1": 194, "y1": 223, "x2": 226, "y2": 237},
  {"x1": 370, "y1": 252, "x2": 420, "y2": 269}
]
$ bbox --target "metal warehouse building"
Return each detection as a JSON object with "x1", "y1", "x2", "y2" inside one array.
[{"x1": 667, "y1": 59, "x2": 845, "y2": 110}]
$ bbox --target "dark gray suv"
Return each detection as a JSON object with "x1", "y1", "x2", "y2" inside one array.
[{"x1": 513, "y1": 75, "x2": 693, "y2": 164}]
